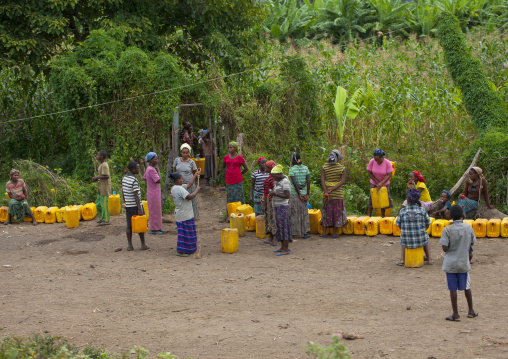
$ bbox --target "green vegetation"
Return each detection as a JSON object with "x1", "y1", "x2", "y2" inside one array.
[{"x1": 307, "y1": 334, "x2": 351, "y2": 358}]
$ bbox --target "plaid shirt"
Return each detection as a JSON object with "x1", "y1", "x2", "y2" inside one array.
[{"x1": 396, "y1": 204, "x2": 430, "y2": 249}]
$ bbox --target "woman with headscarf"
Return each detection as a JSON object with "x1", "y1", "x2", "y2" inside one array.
[
  {"x1": 395, "y1": 188, "x2": 433, "y2": 266},
  {"x1": 367, "y1": 149, "x2": 393, "y2": 217},
  {"x1": 4, "y1": 169, "x2": 37, "y2": 225},
  {"x1": 457, "y1": 167, "x2": 494, "y2": 217},
  {"x1": 262, "y1": 160, "x2": 277, "y2": 246},
  {"x1": 173, "y1": 143, "x2": 199, "y2": 220},
  {"x1": 400, "y1": 171, "x2": 433, "y2": 211},
  {"x1": 289, "y1": 153, "x2": 311, "y2": 238},
  {"x1": 269, "y1": 165, "x2": 292, "y2": 255},
  {"x1": 169, "y1": 170, "x2": 201, "y2": 257},
  {"x1": 320, "y1": 150, "x2": 347, "y2": 238},
  {"x1": 222, "y1": 142, "x2": 248, "y2": 210},
  {"x1": 250, "y1": 157, "x2": 268, "y2": 216},
  {"x1": 143, "y1": 152, "x2": 164, "y2": 235}
]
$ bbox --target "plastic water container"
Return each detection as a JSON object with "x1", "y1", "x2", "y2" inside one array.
[
  {"x1": 473, "y1": 219, "x2": 488, "y2": 238},
  {"x1": 4, "y1": 192, "x2": 9, "y2": 201},
  {"x1": 431, "y1": 219, "x2": 449, "y2": 237},
  {"x1": 230, "y1": 213, "x2": 245, "y2": 237},
  {"x1": 236, "y1": 204, "x2": 254, "y2": 216},
  {"x1": 390, "y1": 161, "x2": 396, "y2": 178},
  {"x1": 256, "y1": 215, "x2": 266, "y2": 239},
  {"x1": 365, "y1": 217, "x2": 382, "y2": 236},
  {"x1": 192, "y1": 158, "x2": 205, "y2": 175},
  {"x1": 108, "y1": 194, "x2": 121, "y2": 215},
  {"x1": 427, "y1": 217, "x2": 436, "y2": 235},
  {"x1": 375, "y1": 208, "x2": 392, "y2": 217},
  {"x1": 24, "y1": 207, "x2": 36, "y2": 222},
  {"x1": 405, "y1": 247, "x2": 424, "y2": 268},
  {"x1": 44, "y1": 207, "x2": 59, "y2": 224},
  {"x1": 142, "y1": 200, "x2": 149, "y2": 220},
  {"x1": 501, "y1": 217, "x2": 508, "y2": 238},
  {"x1": 227, "y1": 202, "x2": 241, "y2": 218},
  {"x1": 354, "y1": 216, "x2": 370, "y2": 235},
  {"x1": 370, "y1": 187, "x2": 389, "y2": 209},
  {"x1": 463, "y1": 219, "x2": 474, "y2": 228},
  {"x1": 131, "y1": 215, "x2": 148, "y2": 233},
  {"x1": 56, "y1": 207, "x2": 66, "y2": 223},
  {"x1": 34, "y1": 206, "x2": 48, "y2": 223},
  {"x1": 308, "y1": 209, "x2": 321, "y2": 234},
  {"x1": 393, "y1": 217, "x2": 401, "y2": 237},
  {"x1": 486, "y1": 219, "x2": 501, "y2": 238},
  {"x1": 343, "y1": 216, "x2": 357, "y2": 235},
  {"x1": 245, "y1": 213, "x2": 256, "y2": 231},
  {"x1": 65, "y1": 207, "x2": 79, "y2": 229},
  {"x1": 221, "y1": 228, "x2": 239, "y2": 253},
  {"x1": 0, "y1": 206, "x2": 8, "y2": 222},
  {"x1": 82, "y1": 203, "x2": 97, "y2": 221},
  {"x1": 318, "y1": 220, "x2": 336, "y2": 235},
  {"x1": 380, "y1": 217, "x2": 395, "y2": 235}
]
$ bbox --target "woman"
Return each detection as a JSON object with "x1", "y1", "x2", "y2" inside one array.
[
  {"x1": 320, "y1": 150, "x2": 347, "y2": 238},
  {"x1": 169, "y1": 170, "x2": 201, "y2": 257},
  {"x1": 250, "y1": 157, "x2": 269, "y2": 216},
  {"x1": 4, "y1": 169, "x2": 37, "y2": 225},
  {"x1": 269, "y1": 165, "x2": 292, "y2": 256},
  {"x1": 289, "y1": 153, "x2": 311, "y2": 238},
  {"x1": 367, "y1": 149, "x2": 393, "y2": 217},
  {"x1": 143, "y1": 152, "x2": 164, "y2": 235},
  {"x1": 222, "y1": 141, "x2": 248, "y2": 208},
  {"x1": 173, "y1": 143, "x2": 199, "y2": 220},
  {"x1": 400, "y1": 171, "x2": 433, "y2": 210},
  {"x1": 457, "y1": 167, "x2": 495, "y2": 217},
  {"x1": 262, "y1": 160, "x2": 277, "y2": 246},
  {"x1": 395, "y1": 188, "x2": 432, "y2": 266}
]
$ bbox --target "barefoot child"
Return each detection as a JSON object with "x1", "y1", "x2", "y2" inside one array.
[
  {"x1": 169, "y1": 169, "x2": 201, "y2": 257},
  {"x1": 122, "y1": 161, "x2": 148, "y2": 251},
  {"x1": 92, "y1": 150, "x2": 111, "y2": 226},
  {"x1": 432, "y1": 190, "x2": 452, "y2": 220},
  {"x1": 440, "y1": 205, "x2": 477, "y2": 321}
]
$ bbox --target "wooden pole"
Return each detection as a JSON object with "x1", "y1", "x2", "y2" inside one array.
[{"x1": 194, "y1": 174, "x2": 202, "y2": 259}]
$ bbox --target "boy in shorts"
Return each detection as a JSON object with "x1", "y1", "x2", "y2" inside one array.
[
  {"x1": 122, "y1": 161, "x2": 148, "y2": 251},
  {"x1": 440, "y1": 205, "x2": 477, "y2": 321}
]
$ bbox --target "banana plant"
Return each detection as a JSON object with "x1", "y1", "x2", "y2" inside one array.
[{"x1": 334, "y1": 85, "x2": 364, "y2": 144}]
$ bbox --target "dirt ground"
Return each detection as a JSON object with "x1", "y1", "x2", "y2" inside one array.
[{"x1": 1, "y1": 187, "x2": 508, "y2": 359}]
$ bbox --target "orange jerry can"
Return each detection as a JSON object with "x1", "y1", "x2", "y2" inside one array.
[
  {"x1": 380, "y1": 217, "x2": 395, "y2": 235},
  {"x1": 486, "y1": 219, "x2": 501, "y2": 238},
  {"x1": 131, "y1": 215, "x2": 148, "y2": 233},
  {"x1": 393, "y1": 217, "x2": 401, "y2": 237},
  {"x1": 473, "y1": 219, "x2": 488, "y2": 238},
  {"x1": 353, "y1": 216, "x2": 370, "y2": 235}
]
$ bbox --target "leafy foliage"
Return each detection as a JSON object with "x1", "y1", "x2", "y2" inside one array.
[{"x1": 307, "y1": 334, "x2": 351, "y2": 359}]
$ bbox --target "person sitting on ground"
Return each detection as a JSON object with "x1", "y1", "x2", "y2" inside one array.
[
  {"x1": 250, "y1": 157, "x2": 269, "y2": 216},
  {"x1": 432, "y1": 190, "x2": 452, "y2": 220},
  {"x1": 440, "y1": 205, "x2": 478, "y2": 322},
  {"x1": 92, "y1": 150, "x2": 111, "y2": 226},
  {"x1": 262, "y1": 160, "x2": 277, "y2": 246},
  {"x1": 4, "y1": 169, "x2": 37, "y2": 226},
  {"x1": 321, "y1": 150, "x2": 347, "y2": 238},
  {"x1": 122, "y1": 161, "x2": 148, "y2": 251},
  {"x1": 396, "y1": 188, "x2": 432, "y2": 266},
  {"x1": 173, "y1": 143, "x2": 198, "y2": 220},
  {"x1": 367, "y1": 149, "x2": 393, "y2": 217},
  {"x1": 289, "y1": 153, "x2": 311, "y2": 239},
  {"x1": 269, "y1": 165, "x2": 292, "y2": 256},
  {"x1": 400, "y1": 171, "x2": 432, "y2": 211},
  {"x1": 457, "y1": 167, "x2": 494, "y2": 218},
  {"x1": 169, "y1": 169, "x2": 201, "y2": 257}
]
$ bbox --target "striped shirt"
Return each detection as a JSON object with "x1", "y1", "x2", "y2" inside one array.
[
  {"x1": 122, "y1": 174, "x2": 141, "y2": 208},
  {"x1": 322, "y1": 163, "x2": 345, "y2": 199},
  {"x1": 263, "y1": 175, "x2": 275, "y2": 200},
  {"x1": 252, "y1": 170, "x2": 269, "y2": 196},
  {"x1": 288, "y1": 164, "x2": 309, "y2": 195}
]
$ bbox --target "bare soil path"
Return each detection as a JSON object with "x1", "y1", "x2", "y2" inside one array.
[{"x1": 1, "y1": 187, "x2": 508, "y2": 358}]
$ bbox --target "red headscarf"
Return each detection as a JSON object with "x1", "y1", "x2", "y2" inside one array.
[
  {"x1": 412, "y1": 170, "x2": 425, "y2": 183},
  {"x1": 257, "y1": 156, "x2": 266, "y2": 164},
  {"x1": 266, "y1": 160, "x2": 276, "y2": 169}
]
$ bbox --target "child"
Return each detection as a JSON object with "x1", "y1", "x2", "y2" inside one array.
[
  {"x1": 169, "y1": 169, "x2": 201, "y2": 257},
  {"x1": 250, "y1": 157, "x2": 268, "y2": 216},
  {"x1": 92, "y1": 150, "x2": 111, "y2": 226},
  {"x1": 432, "y1": 190, "x2": 452, "y2": 220},
  {"x1": 440, "y1": 205, "x2": 477, "y2": 321},
  {"x1": 122, "y1": 161, "x2": 148, "y2": 251}
]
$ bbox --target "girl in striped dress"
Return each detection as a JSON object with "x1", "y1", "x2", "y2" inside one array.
[
  {"x1": 169, "y1": 169, "x2": 201, "y2": 257},
  {"x1": 320, "y1": 150, "x2": 347, "y2": 238}
]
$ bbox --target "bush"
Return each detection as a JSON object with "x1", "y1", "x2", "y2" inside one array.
[
  {"x1": 307, "y1": 334, "x2": 351, "y2": 359},
  {"x1": 343, "y1": 184, "x2": 369, "y2": 215}
]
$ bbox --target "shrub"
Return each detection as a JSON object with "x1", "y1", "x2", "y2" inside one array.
[{"x1": 307, "y1": 334, "x2": 351, "y2": 359}]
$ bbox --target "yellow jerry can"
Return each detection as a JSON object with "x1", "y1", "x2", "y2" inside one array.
[
  {"x1": 463, "y1": 219, "x2": 474, "y2": 228},
  {"x1": 426, "y1": 217, "x2": 436, "y2": 235},
  {"x1": 342, "y1": 216, "x2": 357, "y2": 235},
  {"x1": 0, "y1": 206, "x2": 8, "y2": 222},
  {"x1": 473, "y1": 218, "x2": 488, "y2": 238},
  {"x1": 390, "y1": 161, "x2": 396, "y2": 178},
  {"x1": 65, "y1": 207, "x2": 79, "y2": 229},
  {"x1": 142, "y1": 200, "x2": 149, "y2": 220},
  {"x1": 501, "y1": 217, "x2": 508, "y2": 238},
  {"x1": 486, "y1": 219, "x2": 501, "y2": 238},
  {"x1": 431, "y1": 219, "x2": 449, "y2": 237},
  {"x1": 245, "y1": 213, "x2": 256, "y2": 231},
  {"x1": 354, "y1": 216, "x2": 370, "y2": 235},
  {"x1": 230, "y1": 213, "x2": 245, "y2": 237},
  {"x1": 308, "y1": 209, "x2": 321, "y2": 234},
  {"x1": 56, "y1": 207, "x2": 66, "y2": 223},
  {"x1": 108, "y1": 194, "x2": 121, "y2": 215},
  {"x1": 44, "y1": 207, "x2": 59, "y2": 224},
  {"x1": 365, "y1": 217, "x2": 382, "y2": 236},
  {"x1": 221, "y1": 228, "x2": 239, "y2": 253},
  {"x1": 227, "y1": 201, "x2": 241, "y2": 219},
  {"x1": 375, "y1": 208, "x2": 392, "y2": 217},
  {"x1": 236, "y1": 204, "x2": 254, "y2": 216},
  {"x1": 256, "y1": 215, "x2": 266, "y2": 239},
  {"x1": 393, "y1": 217, "x2": 401, "y2": 237},
  {"x1": 380, "y1": 217, "x2": 395, "y2": 235},
  {"x1": 405, "y1": 247, "x2": 424, "y2": 268},
  {"x1": 82, "y1": 203, "x2": 97, "y2": 221},
  {"x1": 34, "y1": 206, "x2": 48, "y2": 223},
  {"x1": 132, "y1": 215, "x2": 148, "y2": 233},
  {"x1": 370, "y1": 187, "x2": 389, "y2": 209},
  {"x1": 24, "y1": 207, "x2": 36, "y2": 222}
]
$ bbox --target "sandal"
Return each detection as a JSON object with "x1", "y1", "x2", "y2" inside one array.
[
  {"x1": 467, "y1": 312, "x2": 479, "y2": 318},
  {"x1": 445, "y1": 315, "x2": 461, "y2": 322},
  {"x1": 396, "y1": 261, "x2": 404, "y2": 266}
]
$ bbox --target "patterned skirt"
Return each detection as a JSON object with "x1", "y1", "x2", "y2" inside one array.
[
  {"x1": 289, "y1": 195, "x2": 310, "y2": 236},
  {"x1": 176, "y1": 218, "x2": 197, "y2": 254},
  {"x1": 275, "y1": 205, "x2": 292, "y2": 242},
  {"x1": 265, "y1": 200, "x2": 277, "y2": 235},
  {"x1": 226, "y1": 182, "x2": 245, "y2": 204},
  {"x1": 254, "y1": 193, "x2": 264, "y2": 216},
  {"x1": 8, "y1": 199, "x2": 32, "y2": 223},
  {"x1": 322, "y1": 199, "x2": 347, "y2": 228},
  {"x1": 457, "y1": 197, "x2": 479, "y2": 214}
]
